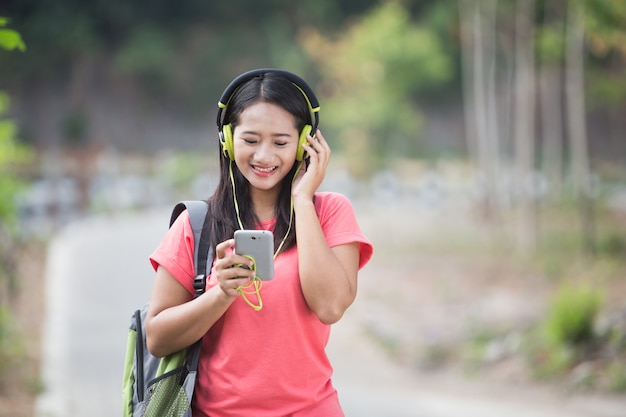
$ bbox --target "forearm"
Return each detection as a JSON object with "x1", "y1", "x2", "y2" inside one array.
[
  {"x1": 295, "y1": 198, "x2": 357, "y2": 324},
  {"x1": 147, "y1": 284, "x2": 235, "y2": 357}
]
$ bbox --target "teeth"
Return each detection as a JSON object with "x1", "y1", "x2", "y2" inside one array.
[{"x1": 254, "y1": 166, "x2": 276, "y2": 173}]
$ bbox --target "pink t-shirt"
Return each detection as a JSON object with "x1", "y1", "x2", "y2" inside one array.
[{"x1": 150, "y1": 192, "x2": 373, "y2": 417}]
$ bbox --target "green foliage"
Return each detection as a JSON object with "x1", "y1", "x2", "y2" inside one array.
[
  {"x1": 537, "y1": 24, "x2": 566, "y2": 64},
  {"x1": 0, "y1": 93, "x2": 31, "y2": 226},
  {"x1": 0, "y1": 17, "x2": 26, "y2": 52},
  {"x1": 544, "y1": 283, "x2": 603, "y2": 347},
  {"x1": 518, "y1": 282, "x2": 604, "y2": 380},
  {"x1": 302, "y1": 2, "x2": 453, "y2": 172},
  {"x1": 578, "y1": 0, "x2": 626, "y2": 104},
  {"x1": 114, "y1": 26, "x2": 176, "y2": 95},
  {"x1": 582, "y1": 0, "x2": 626, "y2": 55},
  {"x1": 0, "y1": 22, "x2": 31, "y2": 226},
  {"x1": 0, "y1": 20, "x2": 34, "y2": 393},
  {"x1": 0, "y1": 0, "x2": 378, "y2": 90}
]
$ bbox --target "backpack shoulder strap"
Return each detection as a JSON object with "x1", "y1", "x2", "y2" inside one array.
[{"x1": 170, "y1": 200, "x2": 214, "y2": 298}]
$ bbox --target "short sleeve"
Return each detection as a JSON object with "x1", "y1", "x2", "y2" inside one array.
[
  {"x1": 149, "y1": 210, "x2": 197, "y2": 295},
  {"x1": 315, "y1": 192, "x2": 374, "y2": 270}
]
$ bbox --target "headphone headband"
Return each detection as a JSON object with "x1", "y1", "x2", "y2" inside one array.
[{"x1": 216, "y1": 68, "x2": 320, "y2": 131}]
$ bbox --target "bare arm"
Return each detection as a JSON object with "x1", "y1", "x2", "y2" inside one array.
[
  {"x1": 292, "y1": 130, "x2": 360, "y2": 323},
  {"x1": 295, "y1": 198, "x2": 359, "y2": 323},
  {"x1": 145, "y1": 239, "x2": 255, "y2": 357}
]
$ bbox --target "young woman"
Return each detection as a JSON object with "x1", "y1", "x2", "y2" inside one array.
[{"x1": 146, "y1": 69, "x2": 373, "y2": 417}]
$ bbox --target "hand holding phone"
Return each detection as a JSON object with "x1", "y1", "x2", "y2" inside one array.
[{"x1": 234, "y1": 230, "x2": 274, "y2": 280}]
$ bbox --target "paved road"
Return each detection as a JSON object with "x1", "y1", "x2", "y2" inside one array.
[{"x1": 35, "y1": 208, "x2": 626, "y2": 417}]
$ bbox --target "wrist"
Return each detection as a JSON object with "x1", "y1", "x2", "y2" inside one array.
[
  {"x1": 293, "y1": 195, "x2": 315, "y2": 210},
  {"x1": 208, "y1": 284, "x2": 238, "y2": 304}
]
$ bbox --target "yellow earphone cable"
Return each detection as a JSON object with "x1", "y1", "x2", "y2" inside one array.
[
  {"x1": 235, "y1": 255, "x2": 263, "y2": 311},
  {"x1": 229, "y1": 160, "x2": 245, "y2": 230},
  {"x1": 229, "y1": 159, "x2": 304, "y2": 311}
]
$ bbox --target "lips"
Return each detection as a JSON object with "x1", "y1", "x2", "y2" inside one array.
[{"x1": 252, "y1": 165, "x2": 277, "y2": 176}]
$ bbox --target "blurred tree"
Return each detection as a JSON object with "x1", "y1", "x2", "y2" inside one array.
[
  {"x1": 458, "y1": 0, "x2": 626, "y2": 254},
  {"x1": 535, "y1": 0, "x2": 626, "y2": 254},
  {"x1": 566, "y1": 0, "x2": 594, "y2": 254},
  {"x1": 458, "y1": 0, "x2": 502, "y2": 223},
  {"x1": 537, "y1": 0, "x2": 566, "y2": 199},
  {"x1": 0, "y1": 17, "x2": 31, "y2": 305},
  {"x1": 0, "y1": 0, "x2": 383, "y2": 150},
  {"x1": 513, "y1": 0, "x2": 538, "y2": 253},
  {"x1": 0, "y1": 17, "x2": 25, "y2": 51},
  {"x1": 299, "y1": 1, "x2": 453, "y2": 179},
  {"x1": 0, "y1": 0, "x2": 379, "y2": 90},
  {"x1": 582, "y1": 0, "x2": 626, "y2": 107},
  {"x1": 0, "y1": 18, "x2": 29, "y2": 228},
  {"x1": 0, "y1": 0, "x2": 623, "y2": 171}
]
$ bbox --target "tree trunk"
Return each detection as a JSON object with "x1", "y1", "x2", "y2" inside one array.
[
  {"x1": 565, "y1": 0, "x2": 595, "y2": 254},
  {"x1": 459, "y1": 0, "x2": 501, "y2": 223},
  {"x1": 539, "y1": 66, "x2": 565, "y2": 199},
  {"x1": 513, "y1": 0, "x2": 537, "y2": 252},
  {"x1": 538, "y1": 0, "x2": 566, "y2": 200},
  {"x1": 459, "y1": 0, "x2": 477, "y2": 165}
]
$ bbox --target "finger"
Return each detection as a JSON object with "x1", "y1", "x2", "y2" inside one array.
[
  {"x1": 217, "y1": 262, "x2": 254, "y2": 280},
  {"x1": 313, "y1": 129, "x2": 323, "y2": 142},
  {"x1": 232, "y1": 263, "x2": 256, "y2": 280},
  {"x1": 315, "y1": 130, "x2": 331, "y2": 154},
  {"x1": 302, "y1": 140, "x2": 316, "y2": 157},
  {"x1": 306, "y1": 134, "x2": 325, "y2": 153},
  {"x1": 313, "y1": 129, "x2": 328, "y2": 146},
  {"x1": 216, "y1": 239, "x2": 235, "y2": 259},
  {"x1": 231, "y1": 254, "x2": 254, "y2": 270},
  {"x1": 221, "y1": 277, "x2": 251, "y2": 296},
  {"x1": 309, "y1": 131, "x2": 330, "y2": 153},
  {"x1": 304, "y1": 138, "x2": 329, "y2": 168}
]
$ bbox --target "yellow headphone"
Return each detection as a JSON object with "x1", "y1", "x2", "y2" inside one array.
[{"x1": 217, "y1": 69, "x2": 320, "y2": 161}]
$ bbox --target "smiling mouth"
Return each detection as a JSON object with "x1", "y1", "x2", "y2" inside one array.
[{"x1": 252, "y1": 165, "x2": 277, "y2": 173}]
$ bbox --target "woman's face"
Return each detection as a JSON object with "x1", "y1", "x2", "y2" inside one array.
[{"x1": 233, "y1": 101, "x2": 300, "y2": 196}]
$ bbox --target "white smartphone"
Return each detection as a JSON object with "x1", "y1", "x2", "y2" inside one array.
[{"x1": 234, "y1": 230, "x2": 274, "y2": 280}]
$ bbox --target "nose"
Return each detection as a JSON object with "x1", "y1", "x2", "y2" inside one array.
[{"x1": 254, "y1": 141, "x2": 274, "y2": 163}]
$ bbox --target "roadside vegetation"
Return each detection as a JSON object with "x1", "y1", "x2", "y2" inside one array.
[
  {"x1": 387, "y1": 194, "x2": 626, "y2": 394},
  {"x1": 0, "y1": 17, "x2": 44, "y2": 417}
]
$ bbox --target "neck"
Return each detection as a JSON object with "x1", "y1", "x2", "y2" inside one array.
[{"x1": 250, "y1": 187, "x2": 279, "y2": 222}]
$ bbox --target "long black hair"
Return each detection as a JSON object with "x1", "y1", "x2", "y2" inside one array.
[{"x1": 207, "y1": 72, "x2": 312, "y2": 254}]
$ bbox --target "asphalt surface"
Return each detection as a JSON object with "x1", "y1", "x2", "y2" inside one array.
[{"x1": 35, "y1": 208, "x2": 626, "y2": 417}]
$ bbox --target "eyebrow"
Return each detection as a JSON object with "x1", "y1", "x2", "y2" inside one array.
[{"x1": 240, "y1": 130, "x2": 293, "y2": 138}]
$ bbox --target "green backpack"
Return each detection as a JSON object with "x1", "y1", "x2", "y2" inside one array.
[{"x1": 122, "y1": 201, "x2": 213, "y2": 417}]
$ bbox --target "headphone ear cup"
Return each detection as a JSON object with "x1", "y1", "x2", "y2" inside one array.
[
  {"x1": 220, "y1": 124, "x2": 235, "y2": 160},
  {"x1": 297, "y1": 124, "x2": 312, "y2": 161}
]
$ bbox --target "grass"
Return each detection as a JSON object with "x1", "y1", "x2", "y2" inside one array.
[{"x1": 543, "y1": 284, "x2": 603, "y2": 348}]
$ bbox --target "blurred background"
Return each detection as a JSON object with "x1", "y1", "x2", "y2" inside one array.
[{"x1": 1, "y1": 0, "x2": 625, "y2": 415}]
